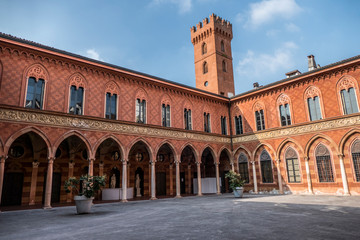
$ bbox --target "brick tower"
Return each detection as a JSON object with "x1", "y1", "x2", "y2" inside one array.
[{"x1": 191, "y1": 14, "x2": 235, "y2": 97}]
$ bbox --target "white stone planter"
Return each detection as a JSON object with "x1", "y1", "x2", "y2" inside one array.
[
  {"x1": 74, "y1": 195, "x2": 94, "y2": 214},
  {"x1": 233, "y1": 187, "x2": 244, "y2": 198}
]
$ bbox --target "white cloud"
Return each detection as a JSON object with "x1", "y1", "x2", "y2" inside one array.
[
  {"x1": 150, "y1": 0, "x2": 192, "y2": 14},
  {"x1": 237, "y1": 41, "x2": 298, "y2": 79},
  {"x1": 245, "y1": 0, "x2": 302, "y2": 28},
  {"x1": 86, "y1": 49, "x2": 102, "y2": 61},
  {"x1": 285, "y1": 22, "x2": 300, "y2": 32}
]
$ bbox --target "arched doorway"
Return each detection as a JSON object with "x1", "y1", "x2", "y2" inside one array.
[
  {"x1": 201, "y1": 147, "x2": 216, "y2": 194},
  {"x1": 219, "y1": 149, "x2": 231, "y2": 193},
  {"x1": 54, "y1": 134, "x2": 90, "y2": 203},
  {"x1": 2, "y1": 131, "x2": 48, "y2": 206},
  {"x1": 156, "y1": 143, "x2": 174, "y2": 197},
  {"x1": 180, "y1": 146, "x2": 196, "y2": 195},
  {"x1": 128, "y1": 141, "x2": 151, "y2": 198}
]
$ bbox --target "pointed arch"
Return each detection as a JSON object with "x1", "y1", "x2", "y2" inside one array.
[
  {"x1": 200, "y1": 145, "x2": 217, "y2": 163},
  {"x1": 104, "y1": 80, "x2": 120, "y2": 96},
  {"x1": 304, "y1": 134, "x2": 338, "y2": 157},
  {"x1": 218, "y1": 146, "x2": 231, "y2": 160},
  {"x1": 252, "y1": 142, "x2": 276, "y2": 160},
  {"x1": 68, "y1": 72, "x2": 87, "y2": 89},
  {"x1": 233, "y1": 145, "x2": 252, "y2": 161},
  {"x1": 303, "y1": 85, "x2": 325, "y2": 121},
  {"x1": 339, "y1": 128, "x2": 360, "y2": 155},
  {"x1": 0, "y1": 136, "x2": 4, "y2": 156},
  {"x1": 276, "y1": 138, "x2": 304, "y2": 159},
  {"x1": 127, "y1": 137, "x2": 154, "y2": 162},
  {"x1": 134, "y1": 87, "x2": 148, "y2": 101},
  {"x1": 4, "y1": 126, "x2": 52, "y2": 157},
  {"x1": 179, "y1": 142, "x2": 199, "y2": 163},
  {"x1": 52, "y1": 130, "x2": 92, "y2": 160},
  {"x1": 92, "y1": 134, "x2": 125, "y2": 160},
  {"x1": 336, "y1": 75, "x2": 360, "y2": 115},
  {"x1": 155, "y1": 140, "x2": 178, "y2": 160}
]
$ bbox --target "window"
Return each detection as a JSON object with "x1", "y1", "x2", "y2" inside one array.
[
  {"x1": 136, "y1": 99, "x2": 146, "y2": 123},
  {"x1": 162, "y1": 104, "x2": 170, "y2": 127},
  {"x1": 204, "y1": 112, "x2": 211, "y2": 133},
  {"x1": 351, "y1": 140, "x2": 360, "y2": 182},
  {"x1": 341, "y1": 88, "x2": 359, "y2": 114},
  {"x1": 25, "y1": 77, "x2": 45, "y2": 109},
  {"x1": 221, "y1": 40, "x2": 225, "y2": 52},
  {"x1": 255, "y1": 110, "x2": 265, "y2": 131},
  {"x1": 221, "y1": 116, "x2": 227, "y2": 135},
  {"x1": 238, "y1": 153, "x2": 249, "y2": 183},
  {"x1": 285, "y1": 148, "x2": 300, "y2": 183},
  {"x1": 235, "y1": 115, "x2": 243, "y2": 135},
  {"x1": 222, "y1": 60, "x2": 226, "y2": 72},
  {"x1": 307, "y1": 96, "x2": 322, "y2": 121},
  {"x1": 105, "y1": 93, "x2": 117, "y2": 120},
  {"x1": 260, "y1": 150, "x2": 273, "y2": 183},
  {"x1": 69, "y1": 85, "x2": 84, "y2": 115},
  {"x1": 203, "y1": 61, "x2": 208, "y2": 74},
  {"x1": 184, "y1": 108, "x2": 192, "y2": 130},
  {"x1": 202, "y1": 43, "x2": 207, "y2": 55},
  {"x1": 315, "y1": 144, "x2": 334, "y2": 182},
  {"x1": 279, "y1": 104, "x2": 291, "y2": 126}
]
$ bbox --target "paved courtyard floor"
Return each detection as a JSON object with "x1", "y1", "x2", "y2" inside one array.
[{"x1": 0, "y1": 194, "x2": 359, "y2": 240}]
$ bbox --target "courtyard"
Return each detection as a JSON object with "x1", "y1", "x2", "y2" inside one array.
[{"x1": 0, "y1": 194, "x2": 359, "y2": 239}]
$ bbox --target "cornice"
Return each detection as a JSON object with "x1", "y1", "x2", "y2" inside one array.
[
  {"x1": 0, "y1": 107, "x2": 230, "y2": 144},
  {"x1": 232, "y1": 113, "x2": 360, "y2": 143}
]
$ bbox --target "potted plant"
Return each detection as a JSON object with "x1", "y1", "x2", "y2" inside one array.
[
  {"x1": 225, "y1": 170, "x2": 245, "y2": 198},
  {"x1": 64, "y1": 175, "x2": 106, "y2": 214}
]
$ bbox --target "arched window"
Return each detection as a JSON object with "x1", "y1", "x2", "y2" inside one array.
[
  {"x1": 315, "y1": 144, "x2": 334, "y2": 182},
  {"x1": 255, "y1": 110, "x2": 265, "y2": 131},
  {"x1": 221, "y1": 116, "x2": 227, "y2": 135},
  {"x1": 203, "y1": 61, "x2": 208, "y2": 74},
  {"x1": 238, "y1": 153, "x2": 249, "y2": 183},
  {"x1": 234, "y1": 115, "x2": 243, "y2": 135},
  {"x1": 351, "y1": 140, "x2": 360, "y2": 182},
  {"x1": 69, "y1": 86, "x2": 84, "y2": 115},
  {"x1": 221, "y1": 40, "x2": 225, "y2": 52},
  {"x1": 260, "y1": 150, "x2": 273, "y2": 183},
  {"x1": 136, "y1": 99, "x2": 146, "y2": 123},
  {"x1": 162, "y1": 104, "x2": 170, "y2": 127},
  {"x1": 285, "y1": 147, "x2": 300, "y2": 183},
  {"x1": 204, "y1": 112, "x2": 211, "y2": 133},
  {"x1": 341, "y1": 87, "x2": 359, "y2": 114},
  {"x1": 25, "y1": 77, "x2": 45, "y2": 109},
  {"x1": 202, "y1": 43, "x2": 207, "y2": 55},
  {"x1": 184, "y1": 108, "x2": 192, "y2": 130},
  {"x1": 222, "y1": 60, "x2": 226, "y2": 72},
  {"x1": 105, "y1": 93, "x2": 117, "y2": 120}
]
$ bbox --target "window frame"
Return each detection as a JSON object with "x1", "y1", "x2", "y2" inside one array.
[
  {"x1": 314, "y1": 144, "x2": 335, "y2": 183},
  {"x1": 68, "y1": 85, "x2": 84, "y2": 115},
  {"x1": 105, "y1": 92, "x2": 117, "y2": 120},
  {"x1": 340, "y1": 87, "x2": 359, "y2": 115},
  {"x1": 203, "y1": 61, "x2": 208, "y2": 74},
  {"x1": 234, "y1": 115, "x2": 243, "y2": 135},
  {"x1": 162, "y1": 103, "x2": 171, "y2": 127},
  {"x1": 204, "y1": 112, "x2": 211, "y2": 133},
  {"x1": 202, "y1": 42, "x2": 207, "y2": 55},
  {"x1": 238, "y1": 153, "x2": 249, "y2": 183},
  {"x1": 259, "y1": 150, "x2": 274, "y2": 183},
  {"x1": 279, "y1": 103, "x2": 292, "y2": 126},
  {"x1": 25, "y1": 77, "x2": 45, "y2": 110},
  {"x1": 184, "y1": 108, "x2": 192, "y2": 130},
  {"x1": 136, "y1": 98, "x2": 146, "y2": 124},
  {"x1": 255, "y1": 109, "x2": 265, "y2": 131},
  {"x1": 221, "y1": 116, "x2": 227, "y2": 135}
]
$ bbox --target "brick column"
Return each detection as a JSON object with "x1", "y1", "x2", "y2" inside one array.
[
  {"x1": 121, "y1": 159, "x2": 128, "y2": 202},
  {"x1": 338, "y1": 154, "x2": 350, "y2": 195},
  {"x1": 276, "y1": 159, "x2": 283, "y2": 194},
  {"x1": 251, "y1": 160, "x2": 258, "y2": 193},
  {"x1": 0, "y1": 155, "x2": 6, "y2": 206},
  {"x1": 88, "y1": 158, "x2": 94, "y2": 176},
  {"x1": 29, "y1": 161, "x2": 40, "y2": 205},
  {"x1": 175, "y1": 159, "x2": 181, "y2": 198},
  {"x1": 187, "y1": 164, "x2": 192, "y2": 194},
  {"x1": 215, "y1": 162, "x2": 221, "y2": 195},
  {"x1": 169, "y1": 163, "x2": 173, "y2": 195},
  {"x1": 304, "y1": 157, "x2": 313, "y2": 194},
  {"x1": 44, "y1": 157, "x2": 54, "y2": 209},
  {"x1": 150, "y1": 160, "x2": 157, "y2": 200},
  {"x1": 196, "y1": 161, "x2": 202, "y2": 196},
  {"x1": 67, "y1": 162, "x2": 75, "y2": 202}
]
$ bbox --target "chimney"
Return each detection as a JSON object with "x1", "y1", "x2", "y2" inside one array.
[
  {"x1": 285, "y1": 70, "x2": 301, "y2": 78},
  {"x1": 253, "y1": 82, "x2": 260, "y2": 89},
  {"x1": 308, "y1": 55, "x2": 317, "y2": 71}
]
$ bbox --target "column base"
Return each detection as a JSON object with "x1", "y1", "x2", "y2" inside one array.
[
  {"x1": 343, "y1": 193, "x2": 351, "y2": 196},
  {"x1": 216, "y1": 193, "x2": 222, "y2": 195},
  {"x1": 150, "y1": 197, "x2": 157, "y2": 200},
  {"x1": 121, "y1": 199, "x2": 128, "y2": 203},
  {"x1": 197, "y1": 193, "x2": 203, "y2": 197},
  {"x1": 175, "y1": 195, "x2": 182, "y2": 198},
  {"x1": 43, "y1": 206, "x2": 52, "y2": 209},
  {"x1": 29, "y1": 202, "x2": 35, "y2": 206}
]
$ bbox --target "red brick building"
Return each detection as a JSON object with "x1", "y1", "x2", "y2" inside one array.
[{"x1": 0, "y1": 14, "x2": 359, "y2": 208}]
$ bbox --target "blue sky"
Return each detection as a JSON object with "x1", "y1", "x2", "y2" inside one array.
[{"x1": 1, "y1": 0, "x2": 360, "y2": 94}]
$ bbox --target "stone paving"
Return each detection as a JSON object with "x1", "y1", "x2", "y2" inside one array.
[{"x1": 0, "y1": 194, "x2": 359, "y2": 240}]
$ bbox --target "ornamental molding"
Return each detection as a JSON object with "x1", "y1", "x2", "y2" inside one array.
[
  {"x1": 233, "y1": 114, "x2": 360, "y2": 144},
  {"x1": 0, "y1": 108, "x2": 230, "y2": 144}
]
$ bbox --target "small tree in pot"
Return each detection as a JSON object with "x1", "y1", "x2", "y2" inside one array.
[
  {"x1": 64, "y1": 175, "x2": 106, "y2": 214},
  {"x1": 225, "y1": 170, "x2": 245, "y2": 198}
]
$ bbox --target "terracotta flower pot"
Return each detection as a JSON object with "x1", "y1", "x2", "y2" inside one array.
[{"x1": 74, "y1": 195, "x2": 94, "y2": 214}]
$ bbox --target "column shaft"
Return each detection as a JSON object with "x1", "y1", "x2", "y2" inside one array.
[
  {"x1": 338, "y1": 154, "x2": 350, "y2": 195},
  {"x1": 44, "y1": 158, "x2": 54, "y2": 209},
  {"x1": 251, "y1": 161, "x2": 258, "y2": 193},
  {"x1": 276, "y1": 159, "x2": 283, "y2": 194},
  {"x1": 122, "y1": 159, "x2": 128, "y2": 202},
  {"x1": 196, "y1": 161, "x2": 202, "y2": 196},
  {"x1": 88, "y1": 158, "x2": 94, "y2": 176},
  {"x1": 215, "y1": 162, "x2": 221, "y2": 195},
  {"x1": 175, "y1": 160, "x2": 181, "y2": 198},
  {"x1": 0, "y1": 156, "x2": 6, "y2": 205},
  {"x1": 304, "y1": 157, "x2": 313, "y2": 194},
  {"x1": 187, "y1": 165, "x2": 192, "y2": 194},
  {"x1": 169, "y1": 164, "x2": 173, "y2": 195},
  {"x1": 29, "y1": 161, "x2": 40, "y2": 205},
  {"x1": 150, "y1": 161, "x2": 157, "y2": 200}
]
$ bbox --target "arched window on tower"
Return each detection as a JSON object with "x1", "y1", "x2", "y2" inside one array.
[
  {"x1": 221, "y1": 40, "x2": 225, "y2": 52},
  {"x1": 202, "y1": 43, "x2": 207, "y2": 55},
  {"x1": 203, "y1": 61, "x2": 208, "y2": 74},
  {"x1": 315, "y1": 144, "x2": 334, "y2": 182},
  {"x1": 351, "y1": 140, "x2": 360, "y2": 182},
  {"x1": 222, "y1": 60, "x2": 226, "y2": 72}
]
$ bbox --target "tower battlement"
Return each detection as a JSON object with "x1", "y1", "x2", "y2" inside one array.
[{"x1": 191, "y1": 13, "x2": 232, "y2": 45}]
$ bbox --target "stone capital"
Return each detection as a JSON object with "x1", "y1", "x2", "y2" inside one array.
[
  {"x1": 195, "y1": 161, "x2": 201, "y2": 166},
  {"x1": 214, "y1": 162, "x2": 220, "y2": 166},
  {"x1": 88, "y1": 158, "x2": 95, "y2": 163},
  {"x1": 174, "y1": 160, "x2": 181, "y2": 165},
  {"x1": 47, "y1": 157, "x2": 55, "y2": 163},
  {"x1": 32, "y1": 161, "x2": 40, "y2": 168},
  {"x1": 121, "y1": 159, "x2": 129, "y2": 164},
  {"x1": 304, "y1": 157, "x2": 309, "y2": 162},
  {"x1": 338, "y1": 154, "x2": 345, "y2": 158},
  {"x1": 69, "y1": 161, "x2": 75, "y2": 168}
]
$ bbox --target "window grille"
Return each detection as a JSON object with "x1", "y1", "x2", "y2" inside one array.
[
  {"x1": 238, "y1": 153, "x2": 249, "y2": 183},
  {"x1": 315, "y1": 144, "x2": 334, "y2": 182},
  {"x1": 260, "y1": 150, "x2": 273, "y2": 183}
]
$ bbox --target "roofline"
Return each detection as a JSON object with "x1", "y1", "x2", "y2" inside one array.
[
  {"x1": 0, "y1": 32, "x2": 229, "y2": 101},
  {"x1": 230, "y1": 53, "x2": 360, "y2": 100}
]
